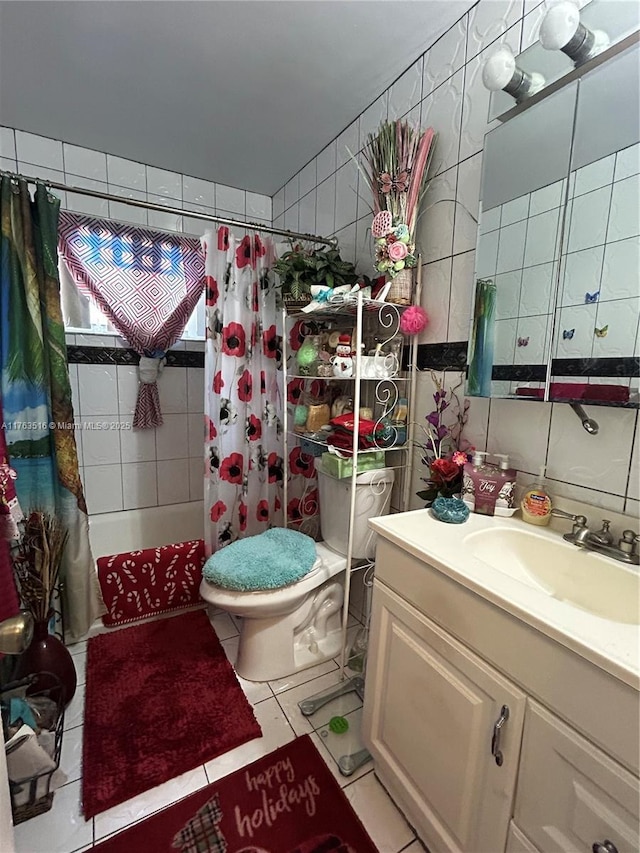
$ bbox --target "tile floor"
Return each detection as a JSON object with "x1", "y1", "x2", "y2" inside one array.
[{"x1": 12, "y1": 608, "x2": 424, "y2": 853}]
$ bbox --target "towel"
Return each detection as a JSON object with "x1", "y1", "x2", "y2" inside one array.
[{"x1": 203, "y1": 528, "x2": 317, "y2": 591}]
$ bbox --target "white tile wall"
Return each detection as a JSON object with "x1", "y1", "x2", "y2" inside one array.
[{"x1": 273, "y1": 0, "x2": 640, "y2": 518}]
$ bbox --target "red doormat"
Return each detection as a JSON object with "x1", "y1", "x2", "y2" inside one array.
[
  {"x1": 83, "y1": 609, "x2": 261, "y2": 819},
  {"x1": 98, "y1": 539, "x2": 206, "y2": 626},
  {"x1": 93, "y1": 734, "x2": 377, "y2": 852}
]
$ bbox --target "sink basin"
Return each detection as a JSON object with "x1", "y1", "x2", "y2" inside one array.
[{"x1": 464, "y1": 528, "x2": 640, "y2": 625}]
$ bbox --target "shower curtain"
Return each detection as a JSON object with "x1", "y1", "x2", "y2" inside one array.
[
  {"x1": 203, "y1": 227, "x2": 284, "y2": 552},
  {"x1": 204, "y1": 227, "x2": 322, "y2": 554},
  {"x1": 0, "y1": 176, "x2": 105, "y2": 639}
]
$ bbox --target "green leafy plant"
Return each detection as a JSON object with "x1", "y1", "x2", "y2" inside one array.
[{"x1": 273, "y1": 244, "x2": 360, "y2": 302}]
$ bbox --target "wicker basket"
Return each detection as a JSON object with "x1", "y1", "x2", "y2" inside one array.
[
  {"x1": 386, "y1": 268, "x2": 413, "y2": 305},
  {"x1": 4, "y1": 673, "x2": 65, "y2": 824}
]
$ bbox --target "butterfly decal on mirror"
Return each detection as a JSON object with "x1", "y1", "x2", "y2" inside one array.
[
  {"x1": 585, "y1": 290, "x2": 600, "y2": 304},
  {"x1": 594, "y1": 325, "x2": 609, "y2": 338},
  {"x1": 517, "y1": 337, "x2": 529, "y2": 347},
  {"x1": 562, "y1": 329, "x2": 575, "y2": 340}
]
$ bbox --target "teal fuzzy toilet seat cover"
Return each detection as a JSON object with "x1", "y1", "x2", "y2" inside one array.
[{"x1": 202, "y1": 528, "x2": 318, "y2": 591}]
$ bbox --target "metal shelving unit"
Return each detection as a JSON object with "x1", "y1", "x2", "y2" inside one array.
[{"x1": 281, "y1": 276, "x2": 420, "y2": 774}]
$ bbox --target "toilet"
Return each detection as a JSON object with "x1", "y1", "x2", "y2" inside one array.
[{"x1": 199, "y1": 467, "x2": 395, "y2": 681}]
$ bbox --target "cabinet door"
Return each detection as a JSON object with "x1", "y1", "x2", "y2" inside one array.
[
  {"x1": 363, "y1": 580, "x2": 526, "y2": 853},
  {"x1": 515, "y1": 700, "x2": 640, "y2": 853}
]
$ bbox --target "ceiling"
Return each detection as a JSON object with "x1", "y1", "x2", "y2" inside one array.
[{"x1": 0, "y1": 1, "x2": 474, "y2": 196}]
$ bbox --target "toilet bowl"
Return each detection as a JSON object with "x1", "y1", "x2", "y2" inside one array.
[
  {"x1": 199, "y1": 467, "x2": 395, "y2": 682},
  {"x1": 200, "y1": 542, "x2": 347, "y2": 681}
]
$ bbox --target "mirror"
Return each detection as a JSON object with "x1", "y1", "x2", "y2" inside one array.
[
  {"x1": 468, "y1": 36, "x2": 639, "y2": 406},
  {"x1": 550, "y1": 42, "x2": 639, "y2": 404}
]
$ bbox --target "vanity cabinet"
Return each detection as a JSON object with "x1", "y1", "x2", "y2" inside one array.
[
  {"x1": 365, "y1": 581, "x2": 525, "y2": 853},
  {"x1": 362, "y1": 538, "x2": 640, "y2": 853}
]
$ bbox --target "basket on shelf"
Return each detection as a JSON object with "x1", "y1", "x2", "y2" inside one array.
[{"x1": 4, "y1": 672, "x2": 65, "y2": 824}]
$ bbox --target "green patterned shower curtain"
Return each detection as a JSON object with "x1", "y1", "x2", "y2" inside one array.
[{"x1": 0, "y1": 175, "x2": 105, "y2": 639}]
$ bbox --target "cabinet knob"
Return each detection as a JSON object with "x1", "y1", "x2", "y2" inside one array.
[
  {"x1": 490, "y1": 704, "x2": 509, "y2": 766},
  {"x1": 592, "y1": 841, "x2": 619, "y2": 853}
]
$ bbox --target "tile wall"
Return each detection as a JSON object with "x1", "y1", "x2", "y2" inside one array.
[
  {"x1": 0, "y1": 125, "x2": 272, "y2": 516},
  {"x1": 272, "y1": 0, "x2": 639, "y2": 519}
]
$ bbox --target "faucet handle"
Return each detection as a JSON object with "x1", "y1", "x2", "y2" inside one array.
[
  {"x1": 619, "y1": 530, "x2": 639, "y2": 555},
  {"x1": 551, "y1": 509, "x2": 588, "y2": 526}
]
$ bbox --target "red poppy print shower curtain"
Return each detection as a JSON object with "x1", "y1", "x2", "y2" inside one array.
[{"x1": 203, "y1": 227, "x2": 284, "y2": 551}]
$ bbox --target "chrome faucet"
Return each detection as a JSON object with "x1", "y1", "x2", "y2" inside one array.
[{"x1": 550, "y1": 509, "x2": 639, "y2": 565}]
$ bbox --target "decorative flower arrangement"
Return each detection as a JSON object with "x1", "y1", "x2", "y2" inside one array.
[
  {"x1": 416, "y1": 372, "x2": 472, "y2": 506},
  {"x1": 360, "y1": 120, "x2": 436, "y2": 278},
  {"x1": 11, "y1": 511, "x2": 68, "y2": 623}
]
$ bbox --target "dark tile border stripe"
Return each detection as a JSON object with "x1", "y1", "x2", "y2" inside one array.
[{"x1": 66, "y1": 345, "x2": 205, "y2": 368}]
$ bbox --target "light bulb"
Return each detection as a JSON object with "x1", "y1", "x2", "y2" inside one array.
[
  {"x1": 482, "y1": 46, "x2": 545, "y2": 103},
  {"x1": 482, "y1": 46, "x2": 517, "y2": 91},
  {"x1": 539, "y1": 0, "x2": 609, "y2": 65}
]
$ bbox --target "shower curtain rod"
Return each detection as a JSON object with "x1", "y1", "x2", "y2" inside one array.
[{"x1": 1, "y1": 168, "x2": 338, "y2": 248}]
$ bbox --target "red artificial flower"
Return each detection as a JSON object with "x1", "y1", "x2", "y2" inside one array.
[
  {"x1": 238, "y1": 369, "x2": 253, "y2": 402},
  {"x1": 287, "y1": 378, "x2": 304, "y2": 404},
  {"x1": 267, "y1": 452, "x2": 283, "y2": 484},
  {"x1": 213, "y1": 371, "x2": 224, "y2": 394},
  {"x1": 209, "y1": 500, "x2": 227, "y2": 522},
  {"x1": 289, "y1": 321, "x2": 304, "y2": 353},
  {"x1": 238, "y1": 501, "x2": 247, "y2": 531},
  {"x1": 256, "y1": 500, "x2": 270, "y2": 522},
  {"x1": 236, "y1": 235, "x2": 253, "y2": 269},
  {"x1": 205, "y1": 275, "x2": 219, "y2": 307},
  {"x1": 222, "y1": 323, "x2": 246, "y2": 357},
  {"x1": 220, "y1": 453, "x2": 244, "y2": 484},
  {"x1": 287, "y1": 498, "x2": 302, "y2": 523},
  {"x1": 430, "y1": 457, "x2": 462, "y2": 486},
  {"x1": 206, "y1": 416, "x2": 217, "y2": 441},
  {"x1": 246, "y1": 414, "x2": 262, "y2": 441},
  {"x1": 217, "y1": 226, "x2": 229, "y2": 252},
  {"x1": 289, "y1": 446, "x2": 315, "y2": 478},
  {"x1": 262, "y1": 325, "x2": 278, "y2": 359}
]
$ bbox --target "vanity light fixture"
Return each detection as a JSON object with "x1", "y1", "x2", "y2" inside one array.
[
  {"x1": 482, "y1": 45, "x2": 545, "y2": 103},
  {"x1": 539, "y1": 1, "x2": 609, "y2": 66}
]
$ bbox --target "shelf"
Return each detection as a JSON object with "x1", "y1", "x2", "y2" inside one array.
[
  {"x1": 286, "y1": 296, "x2": 412, "y2": 320},
  {"x1": 287, "y1": 373, "x2": 410, "y2": 382},
  {"x1": 289, "y1": 431, "x2": 410, "y2": 454}
]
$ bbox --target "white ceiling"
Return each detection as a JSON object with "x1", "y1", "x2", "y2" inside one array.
[{"x1": 0, "y1": 1, "x2": 474, "y2": 196}]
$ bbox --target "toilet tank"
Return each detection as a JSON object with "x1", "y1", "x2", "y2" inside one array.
[{"x1": 317, "y1": 467, "x2": 395, "y2": 559}]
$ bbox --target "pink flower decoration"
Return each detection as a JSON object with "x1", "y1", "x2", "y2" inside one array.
[{"x1": 388, "y1": 241, "x2": 408, "y2": 262}]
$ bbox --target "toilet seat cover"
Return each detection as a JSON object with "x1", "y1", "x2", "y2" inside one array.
[{"x1": 203, "y1": 527, "x2": 318, "y2": 591}]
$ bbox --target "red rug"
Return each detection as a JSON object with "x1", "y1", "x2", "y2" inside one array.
[
  {"x1": 83, "y1": 609, "x2": 261, "y2": 819},
  {"x1": 98, "y1": 539, "x2": 206, "y2": 626},
  {"x1": 92, "y1": 735, "x2": 377, "y2": 852}
]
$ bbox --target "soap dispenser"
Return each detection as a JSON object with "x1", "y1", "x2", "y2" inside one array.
[
  {"x1": 521, "y1": 466, "x2": 552, "y2": 526},
  {"x1": 462, "y1": 451, "x2": 489, "y2": 512},
  {"x1": 493, "y1": 454, "x2": 518, "y2": 517}
]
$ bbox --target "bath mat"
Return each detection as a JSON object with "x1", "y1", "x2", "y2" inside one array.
[
  {"x1": 97, "y1": 539, "x2": 206, "y2": 626},
  {"x1": 83, "y1": 608, "x2": 261, "y2": 819},
  {"x1": 92, "y1": 735, "x2": 377, "y2": 852}
]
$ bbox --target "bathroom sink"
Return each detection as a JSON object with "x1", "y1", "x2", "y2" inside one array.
[{"x1": 463, "y1": 528, "x2": 640, "y2": 625}]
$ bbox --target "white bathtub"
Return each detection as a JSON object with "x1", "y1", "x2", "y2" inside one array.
[{"x1": 88, "y1": 501, "x2": 204, "y2": 558}]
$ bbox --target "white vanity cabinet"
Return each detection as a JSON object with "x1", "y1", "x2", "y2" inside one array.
[
  {"x1": 363, "y1": 536, "x2": 640, "y2": 853},
  {"x1": 365, "y1": 581, "x2": 526, "y2": 853}
]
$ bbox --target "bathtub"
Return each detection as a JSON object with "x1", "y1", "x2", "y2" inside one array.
[{"x1": 88, "y1": 501, "x2": 204, "y2": 559}]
